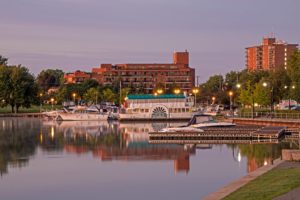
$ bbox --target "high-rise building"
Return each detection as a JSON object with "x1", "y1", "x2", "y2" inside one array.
[{"x1": 246, "y1": 37, "x2": 298, "y2": 71}]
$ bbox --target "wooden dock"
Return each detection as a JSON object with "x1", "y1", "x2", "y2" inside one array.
[{"x1": 149, "y1": 125, "x2": 288, "y2": 142}]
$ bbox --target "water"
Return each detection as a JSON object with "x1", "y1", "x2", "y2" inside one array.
[{"x1": 0, "y1": 118, "x2": 294, "y2": 200}]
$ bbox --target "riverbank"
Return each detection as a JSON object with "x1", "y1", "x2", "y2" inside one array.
[{"x1": 223, "y1": 161, "x2": 300, "y2": 200}]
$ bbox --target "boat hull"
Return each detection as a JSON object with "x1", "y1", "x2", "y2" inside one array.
[{"x1": 57, "y1": 113, "x2": 108, "y2": 121}]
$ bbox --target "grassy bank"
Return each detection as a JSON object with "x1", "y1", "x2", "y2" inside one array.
[
  {"x1": 223, "y1": 168, "x2": 300, "y2": 200},
  {"x1": 0, "y1": 105, "x2": 63, "y2": 113}
]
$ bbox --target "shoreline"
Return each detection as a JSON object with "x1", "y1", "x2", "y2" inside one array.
[{"x1": 202, "y1": 158, "x2": 284, "y2": 200}]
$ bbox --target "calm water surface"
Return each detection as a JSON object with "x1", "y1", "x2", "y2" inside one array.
[{"x1": 0, "y1": 118, "x2": 293, "y2": 200}]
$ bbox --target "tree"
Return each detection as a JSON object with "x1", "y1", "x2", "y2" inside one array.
[
  {"x1": 36, "y1": 69, "x2": 64, "y2": 91},
  {"x1": 0, "y1": 55, "x2": 8, "y2": 66},
  {"x1": 83, "y1": 88, "x2": 101, "y2": 104},
  {"x1": 286, "y1": 51, "x2": 300, "y2": 101},
  {"x1": 0, "y1": 65, "x2": 38, "y2": 113},
  {"x1": 253, "y1": 82, "x2": 269, "y2": 106},
  {"x1": 239, "y1": 81, "x2": 254, "y2": 106},
  {"x1": 102, "y1": 88, "x2": 116, "y2": 103}
]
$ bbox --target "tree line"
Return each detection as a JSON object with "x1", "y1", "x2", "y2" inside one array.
[
  {"x1": 199, "y1": 51, "x2": 300, "y2": 108},
  {"x1": 0, "y1": 56, "x2": 130, "y2": 113}
]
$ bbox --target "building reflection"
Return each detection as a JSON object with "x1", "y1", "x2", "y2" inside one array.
[
  {"x1": 41, "y1": 121, "x2": 194, "y2": 174},
  {"x1": 0, "y1": 118, "x2": 297, "y2": 176}
]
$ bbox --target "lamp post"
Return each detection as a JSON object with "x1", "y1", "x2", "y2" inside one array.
[
  {"x1": 39, "y1": 93, "x2": 43, "y2": 113},
  {"x1": 192, "y1": 88, "x2": 199, "y2": 107},
  {"x1": 211, "y1": 96, "x2": 216, "y2": 105},
  {"x1": 72, "y1": 93, "x2": 77, "y2": 105},
  {"x1": 50, "y1": 98, "x2": 55, "y2": 110},
  {"x1": 263, "y1": 82, "x2": 274, "y2": 113},
  {"x1": 229, "y1": 91, "x2": 233, "y2": 111}
]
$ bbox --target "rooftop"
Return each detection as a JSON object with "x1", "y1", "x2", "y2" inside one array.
[{"x1": 127, "y1": 94, "x2": 185, "y2": 100}]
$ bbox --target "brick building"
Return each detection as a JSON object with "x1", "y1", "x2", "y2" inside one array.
[
  {"x1": 246, "y1": 37, "x2": 298, "y2": 71},
  {"x1": 91, "y1": 51, "x2": 195, "y2": 93}
]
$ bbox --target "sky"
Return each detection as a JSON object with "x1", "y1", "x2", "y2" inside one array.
[{"x1": 0, "y1": 0, "x2": 299, "y2": 82}]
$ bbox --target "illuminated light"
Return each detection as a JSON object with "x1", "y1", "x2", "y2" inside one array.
[
  {"x1": 51, "y1": 126, "x2": 55, "y2": 139},
  {"x1": 192, "y1": 88, "x2": 199, "y2": 94},
  {"x1": 40, "y1": 133, "x2": 43, "y2": 143},
  {"x1": 237, "y1": 152, "x2": 242, "y2": 162},
  {"x1": 236, "y1": 83, "x2": 241, "y2": 88},
  {"x1": 292, "y1": 85, "x2": 296, "y2": 89},
  {"x1": 154, "y1": 92, "x2": 158, "y2": 96},
  {"x1": 174, "y1": 89, "x2": 181, "y2": 95},
  {"x1": 228, "y1": 91, "x2": 233, "y2": 96},
  {"x1": 157, "y1": 89, "x2": 163, "y2": 94},
  {"x1": 264, "y1": 161, "x2": 268, "y2": 166},
  {"x1": 284, "y1": 85, "x2": 288, "y2": 89},
  {"x1": 263, "y1": 82, "x2": 268, "y2": 87},
  {"x1": 212, "y1": 96, "x2": 216, "y2": 101},
  {"x1": 254, "y1": 103, "x2": 259, "y2": 107}
]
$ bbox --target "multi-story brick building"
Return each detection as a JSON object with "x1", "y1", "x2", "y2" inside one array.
[
  {"x1": 246, "y1": 37, "x2": 298, "y2": 71},
  {"x1": 91, "y1": 51, "x2": 195, "y2": 93}
]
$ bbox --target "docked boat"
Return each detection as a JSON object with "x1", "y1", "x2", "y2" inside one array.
[
  {"x1": 56, "y1": 106, "x2": 108, "y2": 121},
  {"x1": 119, "y1": 94, "x2": 198, "y2": 120},
  {"x1": 160, "y1": 114, "x2": 235, "y2": 132}
]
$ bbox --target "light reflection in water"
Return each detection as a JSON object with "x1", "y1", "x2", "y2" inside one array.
[{"x1": 0, "y1": 118, "x2": 299, "y2": 200}]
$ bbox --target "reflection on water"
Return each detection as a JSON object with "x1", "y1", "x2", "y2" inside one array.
[{"x1": 0, "y1": 118, "x2": 299, "y2": 200}]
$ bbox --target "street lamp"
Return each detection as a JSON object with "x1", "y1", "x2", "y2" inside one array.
[
  {"x1": 192, "y1": 88, "x2": 199, "y2": 107},
  {"x1": 72, "y1": 93, "x2": 77, "y2": 105},
  {"x1": 50, "y1": 98, "x2": 55, "y2": 110},
  {"x1": 262, "y1": 82, "x2": 274, "y2": 113},
  {"x1": 39, "y1": 93, "x2": 43, "y2": 113},
  {"x1": 228, "y1": 91, "x2": 233, "y2": 113},
  {"x1": 211, "y1": 96, "x2": 216, "y2": 105},
  {"x1": 236, "y1": 83, "x2": 241, "y2": 89}
]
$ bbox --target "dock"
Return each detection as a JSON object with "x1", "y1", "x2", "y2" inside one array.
[{"x1": 149, "y1": 125, "x2": 289, "y2": 142}]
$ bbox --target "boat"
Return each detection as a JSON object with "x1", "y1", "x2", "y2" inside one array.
[
  {"x1": 119, "y1": 94, "x2": 198, "y2": 120},
  {"x1": 187, "y1": 114, "x2": 235, "y2": 128},
  {"x1": 160, "y1": 114, "x2": 235, "y2": 132},
  {"x1": 56, "y1": 106, "x2": 108, "y2": 121}
]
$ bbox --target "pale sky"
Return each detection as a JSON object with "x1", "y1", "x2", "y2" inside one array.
[{"x1": 0, "y1": 0, "x2": 299, "y2": 82}]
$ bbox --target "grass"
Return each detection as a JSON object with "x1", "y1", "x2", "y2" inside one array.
[
  {"x1": 0, "y1": 105, "x2": 63, "y2": 113},
  {"x1": 223, "y1": 168, "x2": 300, "y2": 200}
]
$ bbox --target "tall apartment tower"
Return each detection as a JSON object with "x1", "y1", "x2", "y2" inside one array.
[{"x1": 246, "y1": 37, "x2": 298, "y2": 71}]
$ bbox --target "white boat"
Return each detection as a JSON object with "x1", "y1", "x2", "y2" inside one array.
[
  {"x1": 57, "y1": 107, "x2": 108, "y2": 121},
  {"x1": 160, "y1": 114, "x2": 235, "y2": 132},
  {"x1": 119, "y1": 94, "x2": 198, "y2": 120}
]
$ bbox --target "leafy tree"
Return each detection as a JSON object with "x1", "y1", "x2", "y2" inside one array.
[
  {"x1": 0, "y1": 55, "x2": 8, "y2": 66},
  {"x1": 36, "y1": 69, "x2": 64, "y2": 91},
  {"x1": 102, "y1": 88, "x2": 116, "y2": 103},
  {"x1": 286, "y1": 51, "x2": 300, "y2": 101},
  {"x1": 0, "y1": 65, "x2": 38, "y2": 113},
  {"x1": 253, "y1": 82, "x2": 269, "y2": 106},
  {"x1": 83, "y1": 88, "x2": 101, "y2": 104},
  {"x1": 239, "y1": 81, "x2": 254, "y2": 106}
]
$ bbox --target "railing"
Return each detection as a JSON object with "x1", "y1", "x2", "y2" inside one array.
[{"x1": 237, "y1": 112, "x2": 300, "y2": 119}]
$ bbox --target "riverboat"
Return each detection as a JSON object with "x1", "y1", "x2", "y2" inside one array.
[{"x1": 119, "y1": 94, "x2": 197, "y2": 120}]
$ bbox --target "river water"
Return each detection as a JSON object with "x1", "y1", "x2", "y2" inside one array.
[{"x1": 0, "y1": 118, "x2": 294, "y2": 200}]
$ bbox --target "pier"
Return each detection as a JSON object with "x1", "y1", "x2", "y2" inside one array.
[{"x1": 149, "y1": 125, "x2": 291, "y2": 142}]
